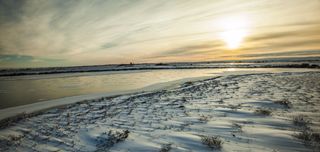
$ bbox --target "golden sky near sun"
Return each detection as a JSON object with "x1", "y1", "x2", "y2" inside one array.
[{"x1": 0, "y1": 0, "x2": 320, "y2": 67}]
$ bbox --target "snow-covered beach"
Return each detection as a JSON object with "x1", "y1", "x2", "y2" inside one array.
[
  {"x1": 1, "y1": 0, "x2": 320, "y2": 151},
  {"x1": 0, "y1": 69, "x2": 320, "y2": 151}
]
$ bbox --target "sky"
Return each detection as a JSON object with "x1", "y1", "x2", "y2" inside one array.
[{"x1": 0, "y1": 0, "x2": 320, "y2": 68}]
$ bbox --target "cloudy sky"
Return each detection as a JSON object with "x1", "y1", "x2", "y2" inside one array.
[{"x1": 0, "y1": 0, "x2": 320, "y2": 68}]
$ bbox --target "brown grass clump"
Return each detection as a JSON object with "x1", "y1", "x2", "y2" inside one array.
[
  {"x1": 199, "y1": 115, "x2": 209, "y2": 122},
  {"x1": 292, "y1": 115, "x2": 320, "y2": 151},
  {"x1": 295, "y1": 130, "x2": 312, "y2": 142},
  {"x1": 113, "y1": 130, "x2": 130, "y2": 142},
  {"x1": 201, "y1": 135, "x2": 223, "y2": 149},
  {"x1": 294, "y1": 130, "x2": 320, "y2": 148},
  {"x1": 274, "y1": 99, "x2": 291, "y2": 108},
  {"x1": 159, "y1": 144, "x2": 172, "y2": 152},
  {"x1": 293, "y1": 115, "x2": 309, "y2": 128},
  {"x1": 232, "y1": 123, "x2": 243, "y2": 133},
  {"x1": 96, "y1": 130, "x2": 130, "y2": 151},
  {"x1": 255, "y1": 109, "x2": 271, "y2": 116}
]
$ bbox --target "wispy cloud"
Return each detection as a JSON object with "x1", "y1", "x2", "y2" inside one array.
[
  {"x1": 147, "y1": 41, "x2": 224, "y2": 59},
  {"x1": 238, "y1": 50, "x2": 320, "y2": 58},
  {"x1": 246, "y1": 26, "x2": 320, "y2": 42},
  {"x1": 0, "y1": 0, "x2": 320, "y2": 67}
]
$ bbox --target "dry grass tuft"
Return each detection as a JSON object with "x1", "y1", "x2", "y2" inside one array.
[
  {"x1": 292, "y1": 115, "x2": 320, "y2": 151},
  {"x1": 96, "y1": 129, "x2": 130, "y2": 150},
  {"x1": 232, "y1": 123, "x2": 243, "y2": 133},
  {"x1": 113, "y1": 130, "x2": 130, "y2": 142},
  {"x1": 295, "y1": 130, "x2": 312, "y2": 142},
  {"x1": 159, "y1": 144, "x2": 172, "y2": 152},
  {"x1": 199, "y1": 115, "x2": 209, "y2": 122},
  {"x1": 201, "y1": 135, "x2": 223, "y2": 149},
  {"x1": 293, "y1": 115, "x2": 309, "y2": 128},
  {"x1": 294, "y1": 130, "x2": 320, "y2": 147},
  {"x1": 255, "y1": 109, "x2": 271, "y2": 116},
  {"x1": 274, "y1": 99, "x2": 291, "y2": 108}
]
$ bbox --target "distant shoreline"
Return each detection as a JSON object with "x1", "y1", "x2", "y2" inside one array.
[{"x1": 1, "y1": 61, "x2": 319, "y2": 77}]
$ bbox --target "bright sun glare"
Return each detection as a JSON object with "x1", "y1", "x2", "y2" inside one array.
[{"x1": 218, "y1": 15, "x2": 249, "y2": 49}]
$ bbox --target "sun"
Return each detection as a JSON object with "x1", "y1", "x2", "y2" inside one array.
[
  {"x1": 220, "y1": 29, "x2": 247, "y2": 49},
  {"x1": 218, "y1": 15, "x2": 249, "y2": 49}
]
